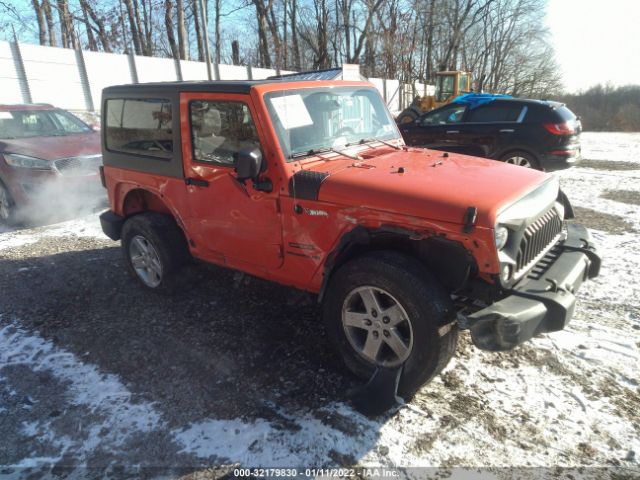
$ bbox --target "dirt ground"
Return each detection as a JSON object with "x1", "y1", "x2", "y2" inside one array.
[{"x1": 1, "y1": 132, "x2": 639, "y2": 479}]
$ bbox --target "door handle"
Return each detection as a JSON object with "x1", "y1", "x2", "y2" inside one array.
[
  {"x1": 446, "y1": 130, "x2": 459, "y2": 134},
  {"x1": 185, "y1": 177, "x2": 209, "y2": 187},
  {"x1": 499, "y1": 129, "x2": 514, "y2": 133}
]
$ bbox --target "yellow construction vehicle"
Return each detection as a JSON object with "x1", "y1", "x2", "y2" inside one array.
[{"x1": 397, "y1": 71, "x2": 472, "y2": 124}]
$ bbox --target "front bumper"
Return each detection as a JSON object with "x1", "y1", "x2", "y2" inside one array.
[
  {"x1": 467, "y1": 223, "x2": 600, "y2": 351},
  {"x1": 2, "y1": 168, "x2": 104, "y2": 206}
]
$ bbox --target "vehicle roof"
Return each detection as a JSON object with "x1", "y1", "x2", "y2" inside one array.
[
  {"x1": 103, "y1": 80, "x2": 271, "y2": 95},
  {"x1": 491, "y1": 98, "x2": 564, "y2": 108},
  {"x1": 0, "y1": 103, "x2": 56, "y2": 111},
  {"x1": 435, "y1": 97, "x2": 565, "y2": 112},
  {"x1": 103, "y1": 79, "x2": 374, "y2": 95}
]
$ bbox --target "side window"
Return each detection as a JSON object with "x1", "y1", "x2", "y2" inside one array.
[
  {"x1": 190, "y1": 100, "x2": 260, "y2": 166},
  {"x1": 51, "y1": 111, "x2": 89, "y2": 133},
  {"x1": 105, "y1": 98, "x2": 173, "y2": 159},
  {"x1": 466, "y1": 103, "x2": 524, "y2": 123},
  {"x1": 420, "y1": 105, "x2": 466, "y2": 125}
]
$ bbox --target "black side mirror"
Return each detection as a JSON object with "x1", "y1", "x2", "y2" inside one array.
[{"x1": 235, "y1": 148, "x2": 263, "y2": 181}]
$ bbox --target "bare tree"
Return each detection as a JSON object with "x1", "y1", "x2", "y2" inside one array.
[
  {"x1": 31, "y1": 0, "x2": 47, "y2": 45},
  {"x1": 177, "y1": 0, "x2": 187, "y2": 59},
  {"x1": 165, "y1": 0, "x2": 179, "y2": 59},
  {"x1": 42, "y1": 0, "x2": 56, "y2": 46}
]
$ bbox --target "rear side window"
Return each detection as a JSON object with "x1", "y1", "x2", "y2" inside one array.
[
  {"x1": 523, "y1": 103, "x2": 576, "y2": 123},
  {"x1": 555, "y1": 106, "x2": 577, "y2": 122},
  {"x1": 105, "y1": 98, "x2": 173, "y2": 159},
  {"x1": 466, "y1": 103, "x2": 524, "y2": 122}
]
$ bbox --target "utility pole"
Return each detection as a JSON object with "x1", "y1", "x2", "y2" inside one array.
[{"x1": 199, "y1": 0, "x2": 213, "y2": 80}]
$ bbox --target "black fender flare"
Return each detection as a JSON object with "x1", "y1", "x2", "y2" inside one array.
[{"x1": 318, "y1": 225, "x2": 476, "y2": 302}]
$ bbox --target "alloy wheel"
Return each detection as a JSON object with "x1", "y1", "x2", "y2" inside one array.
[
  {"x1": 0, "y1": 185, "x2": 11, "y2": 222},
  {"x1": 341, "y1": 286, "x2": 414, "y2": 367},
  {"x1": 129, "y1": 235, "x2": 163, "y2": 288},
  {"x1": 505, "y1": 155, "x2": 532, "y2": 168}
]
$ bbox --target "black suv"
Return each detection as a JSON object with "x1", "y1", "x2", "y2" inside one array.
[{"x1": 399, "y1": 97, "x2": 582, "y2": 170}]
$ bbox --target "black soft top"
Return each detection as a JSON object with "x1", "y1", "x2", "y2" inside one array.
[{"x1": 103, "y1": 80, "x2": 273, "y2": 95}]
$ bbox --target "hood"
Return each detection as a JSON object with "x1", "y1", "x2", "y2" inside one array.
[
  {"x1": 307, "y1": 148, "x2": 550, "y2": 227},
  {"x1": 0, "y1": 132, "x2": 101, "y2": 161}
]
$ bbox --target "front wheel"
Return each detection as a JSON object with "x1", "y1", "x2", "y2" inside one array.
[
  {"x1": 0, "y1": 182, "x2": 16, "y2": 225},
  {"x1": 323, "y1": 251, "x2": 458, "y2": 399}
]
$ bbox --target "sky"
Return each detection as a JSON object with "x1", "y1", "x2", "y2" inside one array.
[{"x1": 546, "y1": 0, "x2": 640, "y2": 93}]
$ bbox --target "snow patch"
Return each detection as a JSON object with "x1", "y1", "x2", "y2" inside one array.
[{"x1": 0, "y1": 322, "x2": 162, "y2": 469}]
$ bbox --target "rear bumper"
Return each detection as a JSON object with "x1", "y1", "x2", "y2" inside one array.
[
  {"x1": 540, "y1": 148, "x2": 582, "y2": 171},
  {"x1": 467, "y1": 223, "x2": 600, "y2": 351}
]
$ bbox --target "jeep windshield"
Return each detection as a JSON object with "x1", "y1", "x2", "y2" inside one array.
[
  {"x1": 264, "y1": 86, "x2": 401, "y2": 161},
  {"x1": 0, "y1": 109, "x2": 92, "y2": 139}
]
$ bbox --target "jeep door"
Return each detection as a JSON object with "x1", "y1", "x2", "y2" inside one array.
[
  {"x1": 400, "y1": 104, "x2": 467, "y2": 153},
  {"x1": 180, "y1": 92, "x2": 283, "y2": 270}
]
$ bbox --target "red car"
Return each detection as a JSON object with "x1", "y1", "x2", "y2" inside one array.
[{"x1": 0, "y1": 104, "x2": 103, "y2": 224}]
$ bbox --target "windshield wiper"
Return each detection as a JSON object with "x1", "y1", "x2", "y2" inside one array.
[
  {"x1": 289, "y1": 146, "x2": 360, "y2": 161},
  {"x1": 346, "y1": 137, "x2": 401, "y2": 150}
]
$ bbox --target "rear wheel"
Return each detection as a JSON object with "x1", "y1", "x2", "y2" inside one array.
[
  {"x1": 121, "y1": 212, "x2": 190, "y2": 293},
  {"x1": 500, "y1": 150, "x2": 540, "y2": 170},
  {"x1": 323, "y1": 251, "x2": 458, "y2": 398}
]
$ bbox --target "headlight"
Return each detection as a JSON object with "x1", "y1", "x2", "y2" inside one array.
[
  {"x1": 4, "y1": 153, "x2": 53, "y2": 170},
  {"x1": 494, "y1": 225, "x2": 509, "y2": 250}
]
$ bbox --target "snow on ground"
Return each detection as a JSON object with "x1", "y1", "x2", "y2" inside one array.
[
  {"x1": 0, "y1": 214, "x2": 107, "y2": 252},
  {"x1": 0, "y1": 323, "x2": 162, "y2": 471},
  {"x1": 0, "y1": 132, "x2": 639, "y2": 476}
]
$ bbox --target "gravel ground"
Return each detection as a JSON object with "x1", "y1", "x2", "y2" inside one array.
[{"x1": 0, "y1": 132, "x2": 639, "y2": 479}]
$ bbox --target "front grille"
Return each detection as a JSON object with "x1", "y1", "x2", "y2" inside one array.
[
  {"x1": 54, "y1": 155, "x2": 102, "y2": 177},
  {"x1": 515, "y1": 208, "x2": 563, "y2": 277}
]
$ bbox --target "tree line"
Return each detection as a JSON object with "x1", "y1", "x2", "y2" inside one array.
[
  {"x1": 2, "y1": 0, "x2": 561, "y2": 97},
  {"x1": 557, "y1": 85, "x2": 640, "y2": 132}
]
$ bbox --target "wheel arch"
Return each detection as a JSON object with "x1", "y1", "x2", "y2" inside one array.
[
  {"x1": 318, "y1": 225, "x2": 477, "y2": 302},
  {"x1": 106, "y1": 187, "x2": 188, "y2": 242},
  {"x1": 122, "y1": 188, "x2": 172, "y2": 217}
]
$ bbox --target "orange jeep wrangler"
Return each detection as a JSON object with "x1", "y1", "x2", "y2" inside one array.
[{"x1": 99, "y1": 80, "x2": 600, "y2": 398}]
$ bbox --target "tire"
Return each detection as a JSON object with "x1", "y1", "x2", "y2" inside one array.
[
  {"x1": 0, "y1": 181, "x2": 16, "y2": 226},
  {"x1": 121, "y1": 212, "x2": 190, "y2": 294},
  {"x1": 322, "y1": 251, "x2": 458, "y2": 399},
  {"x1": 396, "y1": 109, "x2": 419, "y2": 125},
  {"x1": 500, "y1": 150, "x2": 540, "y2": 170}
]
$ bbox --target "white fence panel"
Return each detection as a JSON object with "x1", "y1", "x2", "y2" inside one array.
[
  {"x1": 0, "y1": 41, "x2": 418, "y2": 114},
  {"x1": 218, "y1": 64, "x2": 248, "y2": 80},
  {"x1": 368, "y1": 78, "x2": 385, "y2": 99},
  {"x1": 134, "y1": 56, "x2": 177, "y2": 83},
  {"x1": 385, "y1": 79, "x2": 400, "y2": 113},
  {"x1": 180, "y1": 60, "x2": 209, "y2": 81},
  {"x1": 20, "y1": 43, "x2": 85, "y2": 110},
  {"x1": 0, "y1": 41, "x2": 23, "y2": 104},
  {"x1": 251, "y1": 67, "x2": 277, "y2": 80},
  {"x1": 84, "y1": 50, "x2": 133, "y2": 108}
]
